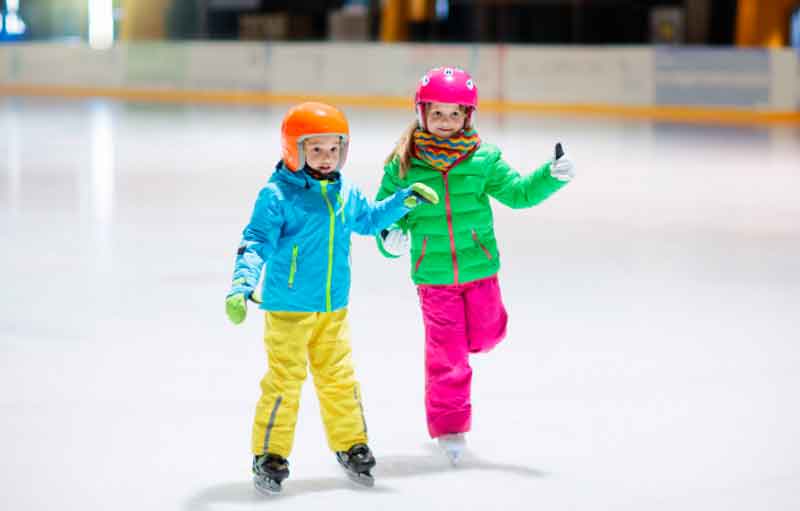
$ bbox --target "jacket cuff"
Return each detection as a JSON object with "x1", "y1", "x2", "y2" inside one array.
[{"x1": 228, "y1": 280, "x2": 254, "y2": 298}]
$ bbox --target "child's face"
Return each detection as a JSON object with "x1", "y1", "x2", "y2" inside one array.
[
  {"x1": 303, "y1": 135, "x2": 341, "y2": 173},
  {"x1": 425, "y1": 102, "x2": 467, "y2": 138}
]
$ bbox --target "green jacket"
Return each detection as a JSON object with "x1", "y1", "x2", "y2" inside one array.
[{"x1": 376, "y1": 143, "x2": 567, "y2": 285}]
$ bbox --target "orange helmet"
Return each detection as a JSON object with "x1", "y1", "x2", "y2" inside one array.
[{"x1": 280, "y1": 102, "x2": 350, "y2": 172}]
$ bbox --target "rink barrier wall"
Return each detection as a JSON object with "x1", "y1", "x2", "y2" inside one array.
[
  {"x1": 0, "y1": 42, "x2": 798, "y2": 125},
  {"x1": 2, "y1": 84, "x2": 799, "y2": 125}
]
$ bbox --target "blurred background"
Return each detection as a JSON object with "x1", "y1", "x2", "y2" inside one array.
[
  {"x1": 1, "y1": 2, "x2": 799, "y2": 511},
  {"x1": 2, "y1": 1, "x2": 799, "y2": 120},
  {"x1": 1, "y1": 0, "x2": 800, "y2": 47}
]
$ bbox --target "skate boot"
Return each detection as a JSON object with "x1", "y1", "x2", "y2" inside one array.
[
  {"x1": 335, "y1": 443, "x2": 376, "y2": 487},
  {"x1": 252, "y1": 453, "x2": 289, "y2": 495},
  {"x1": 437, "y1": 433, "x2": 466, "y2": 466}
]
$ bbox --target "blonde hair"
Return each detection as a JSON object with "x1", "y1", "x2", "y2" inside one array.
[{"x1": 384, "y1": 121, "x2": 419, "y2": 179}]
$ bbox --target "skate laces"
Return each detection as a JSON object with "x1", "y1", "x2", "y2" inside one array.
[
  {"x1": 258, "y1": 454, "x2": 288, "y2": 471},
  {"x1": 438, "y1": 433, "x2": 466, "y2": 449}
]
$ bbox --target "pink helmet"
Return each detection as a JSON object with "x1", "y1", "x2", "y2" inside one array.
[{"x1": 415, "y1": 67, "x2": 478, "y2": 129}]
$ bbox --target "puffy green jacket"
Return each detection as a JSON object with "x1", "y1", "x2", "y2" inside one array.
[{"x1": 376, "y1": 143, "x2": 567, "y2": 285}]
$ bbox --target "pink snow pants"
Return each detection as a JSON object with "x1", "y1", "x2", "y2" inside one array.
[{"x1": 417, "y1": 275, "x2": 508, "y2": 439}]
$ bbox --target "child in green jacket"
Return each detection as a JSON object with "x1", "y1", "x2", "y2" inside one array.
[{"x1": 376, "y1": 67, "x2": 575, "y2": 464}]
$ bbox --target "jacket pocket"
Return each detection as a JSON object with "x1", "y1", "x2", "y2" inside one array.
[
  {"x1": 288, "y1": 245, "x2": 298, "y2": 288},
  {"x1": 414, "y1": 236, "x2": 428, "y2": 273},
  {"x1": 472, "y1": 229, "x2": 493, "y2": 260}
]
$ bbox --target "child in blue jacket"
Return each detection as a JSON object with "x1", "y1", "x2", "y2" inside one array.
[{"x1": 225, "y1": 102, "x2": 437, "y2": 494}]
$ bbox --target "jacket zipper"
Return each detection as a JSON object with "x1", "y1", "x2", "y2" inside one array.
[
  {"x1": 415, "y1": 236, "x2": 428, "y2": 273},
  {"x1": 472, "y1": 229, "x2": 493, "y2": 260},
  {"x1": 320, "y1": 181, "x2": 335, "y2": 312},
  {"x1": 442, "y1": 173, "x2": 459, "y2": 284},
  {"x1": 288, "y1": 245, "x2": 298, "y2": 288}
]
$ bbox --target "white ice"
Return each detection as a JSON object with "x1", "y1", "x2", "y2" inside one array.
[{"x1": 1, "y1": 97, "x2": 799, "y2": 510}]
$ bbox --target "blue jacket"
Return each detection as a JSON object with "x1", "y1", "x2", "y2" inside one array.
[{"x1": 230, "y1": 163, "x2": 414, "y2": 312}]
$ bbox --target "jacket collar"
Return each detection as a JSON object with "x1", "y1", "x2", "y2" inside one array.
[{"x1": 271, "y1": 161, "x2": 341, "y2": 191}]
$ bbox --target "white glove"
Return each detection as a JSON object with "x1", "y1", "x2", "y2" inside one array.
[
  {"x1": 381, "y1": 228, "x2": 410, "y2": 256},
  {"x1": 550, "y1": 142, "x2": 575, "y2": 182}
]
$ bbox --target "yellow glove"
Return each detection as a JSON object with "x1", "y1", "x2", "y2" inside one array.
[{"x1": 404, "y1": 182, "x2": 439, "y2": 208}]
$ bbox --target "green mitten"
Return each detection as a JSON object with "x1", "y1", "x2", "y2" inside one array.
[
  {"x1": 404, "y1": 182, "x2": 439, "y2": 208},
  {"x1": 225, "y1": 293, "x2": 247, "y2": 325}
]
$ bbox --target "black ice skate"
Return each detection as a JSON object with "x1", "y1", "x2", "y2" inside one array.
[
  {"x1": 252, "y1": 453, "x2": 289, "y2": 495},
  {"x1": 335, "y1": 443, "x2": 376, "y2": 487}
]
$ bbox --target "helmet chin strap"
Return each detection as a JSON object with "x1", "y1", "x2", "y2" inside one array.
[
  {"x1": 416, "y1": 103, "x2": 427, "y2": 130},
  {"x1": 304, "y1": 165, "x2": 340, "y2": 181},
  {"x1": 464, "y1": 106, "x2": 475, "y2": 128}
]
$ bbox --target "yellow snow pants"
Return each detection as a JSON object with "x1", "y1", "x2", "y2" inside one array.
[{"x1": 251, "y1": 309, "x2": 368, "y2": 458}]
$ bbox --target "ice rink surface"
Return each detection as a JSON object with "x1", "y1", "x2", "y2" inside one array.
[{"x1": 1, "y1": 97, "x2": 799, "y2": 510}]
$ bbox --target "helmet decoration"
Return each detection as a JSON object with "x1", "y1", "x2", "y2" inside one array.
[{"x1": 414, "y1": 67, "x2": 478, "y2": 130}]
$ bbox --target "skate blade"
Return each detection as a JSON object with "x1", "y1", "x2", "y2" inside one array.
[
  {"x1": 254, "y1": 476, "x2": 283, "y2": 495},
  {"x1": 342, "y1": 467, "x2": 375, "y2": 487},
  {"x1": 443, "y1": 449, "x2": 463, "y2": 467}
]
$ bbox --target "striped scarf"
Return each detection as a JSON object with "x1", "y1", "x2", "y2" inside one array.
[{"x1": 413, "y1": 128, "x2": 481, "y2": 172}]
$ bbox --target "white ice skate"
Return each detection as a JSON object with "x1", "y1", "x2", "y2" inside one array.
[{"x1": 437, "y1": 433, "x2": 466, "y2": 466}]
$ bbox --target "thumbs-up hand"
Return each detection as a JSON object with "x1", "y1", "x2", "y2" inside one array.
[{"x1": 550, "y1": 142, "x2": 574, "y2": 182}]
